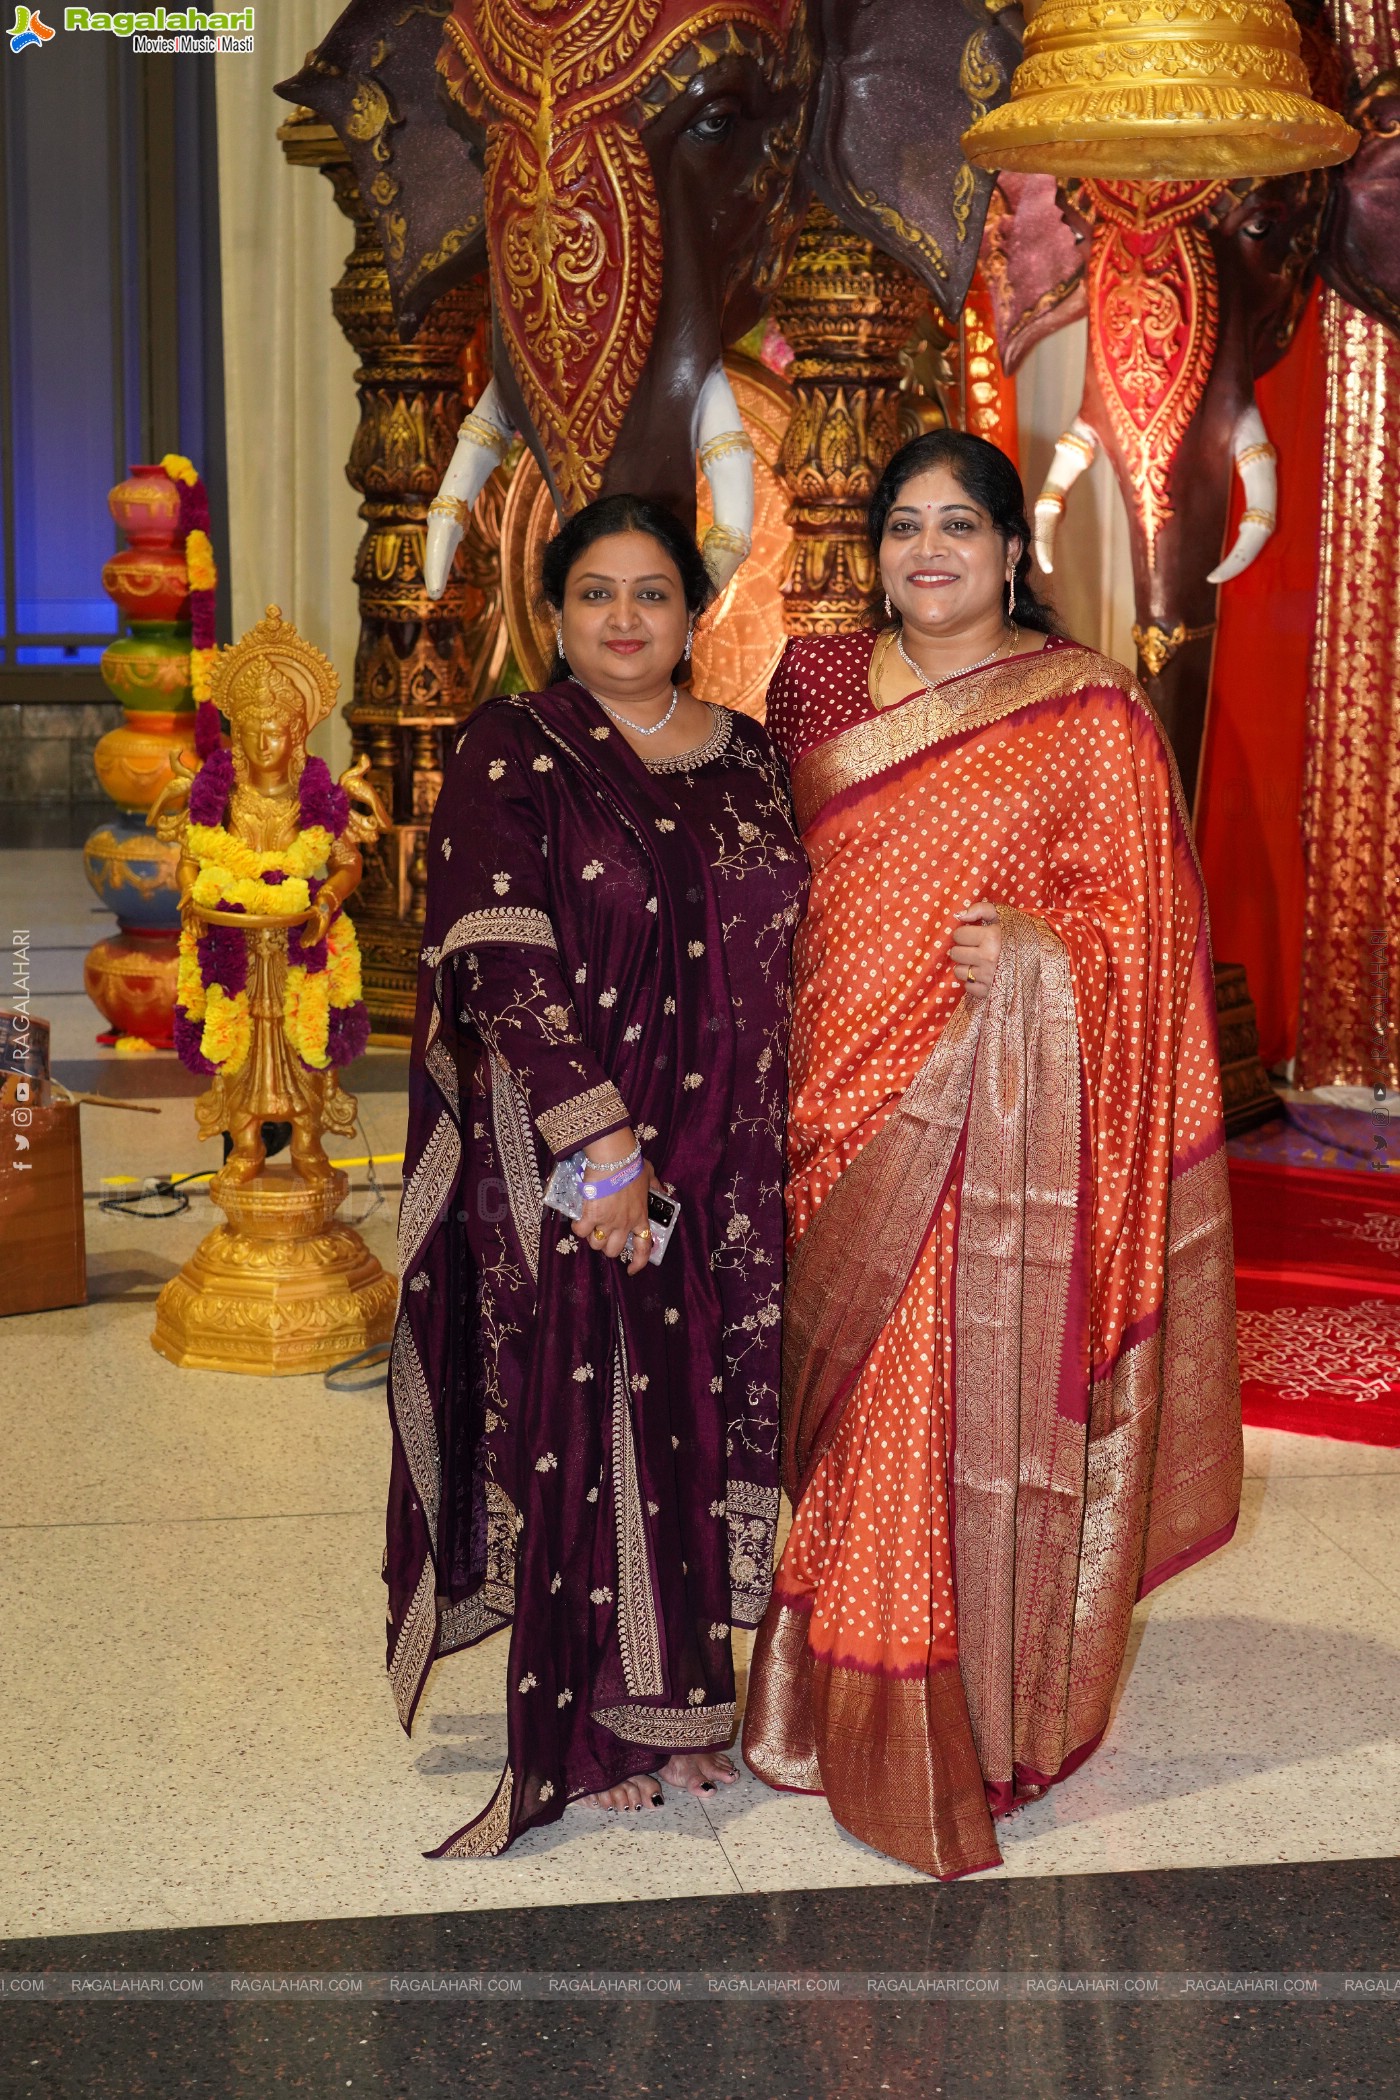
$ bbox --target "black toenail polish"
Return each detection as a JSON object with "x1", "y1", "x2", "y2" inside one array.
[
  {"x1": 701, "y1": 1781, "x2": 715, "y2": 1792},
  {"x1": 652, "y1": 1793, "x2": 664, "y2": 1806}
]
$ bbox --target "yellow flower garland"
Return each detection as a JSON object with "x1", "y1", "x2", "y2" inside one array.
[
  {"x1": 186, "y1": 821, "x2": 333, "y2": 884},
  {"x1": 160, "y1": 452, "x2": 200, "y2": 487},
  {"x1": 190, "y1": 647, "x2": 215, "y2": 704},
  {"x1": 326, "y1": 911, "x2": 362, "y2": 1003},
  {"x1": 201, "y1": 983, "x2": 251, "y2": 1074},
  {"x1": 179, "y1": 810, "x2": 365, "y2": 1075},
  {"x1": 185, "y1": 529, "x2": 217, "y2": 592}
]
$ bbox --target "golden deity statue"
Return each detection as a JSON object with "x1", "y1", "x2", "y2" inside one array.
[{"x1": 148, "y1": 607, "x2": 398, "y2": 1375}]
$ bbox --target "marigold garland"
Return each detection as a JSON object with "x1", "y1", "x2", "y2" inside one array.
[
  {"x1": 172, "y1": 743, "x2": 370, "y2": 1080},
  {"x1": 158, "y1": 453, "x2": 217, "y2": 704}
]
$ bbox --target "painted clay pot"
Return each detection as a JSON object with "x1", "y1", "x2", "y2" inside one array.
[
  {"x1": 83, "y1": 930, "x2": 180, "y2": 1048},
  {"x1": 102, "y1": 544, "x2": 190, "y2": 626},
  {"x1": 92, "y1": 714, "x2": 199, "y2": 813},
  {"x1": 108, "y1": 464, "x2": 184, "y2": 547},
  {"x1": 100, "y1": 622, "x2": 193, "y2": 716},
  {"x1": 82, "y1": 813, "x2": 182, "y2": 935}
]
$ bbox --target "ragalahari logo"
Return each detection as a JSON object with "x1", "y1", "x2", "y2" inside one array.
[{"x1": 9, "y1": 5, "x2": 55, "y2": 47}]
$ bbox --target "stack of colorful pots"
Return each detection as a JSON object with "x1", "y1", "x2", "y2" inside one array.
[{"x1": 82, "y1": 461, "x2": 216, "y2": 1049}]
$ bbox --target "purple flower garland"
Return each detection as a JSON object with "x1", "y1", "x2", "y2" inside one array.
[{"x1": 172, "y1": 471, "x2": 216, "y2": 654}]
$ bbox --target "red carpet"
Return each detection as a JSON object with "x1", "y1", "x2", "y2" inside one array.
[{"x1": 1230, "y1": 1158, "x2": 1400, "y2": 1445}]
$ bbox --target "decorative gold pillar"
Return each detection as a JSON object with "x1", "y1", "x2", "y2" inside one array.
[
  {"x1": 278, "y1": 111, "x2": 507, "y2": 1033},
  {"x1": 773, "y1": 201, "x2": 932, "y2": 632}
]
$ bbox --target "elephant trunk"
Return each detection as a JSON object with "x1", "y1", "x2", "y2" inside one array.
[{"x1": 1206, "y1": 403, "x2": 1279, "y2": 585}]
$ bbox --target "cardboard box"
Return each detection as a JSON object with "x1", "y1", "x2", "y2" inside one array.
[{"x1": 0, "y1": 1100, "x2": 86, "y2": 1316}]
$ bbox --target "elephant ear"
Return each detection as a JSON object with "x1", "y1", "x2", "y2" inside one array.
[
  {"x1": 980, "y1": 175, "x2": 1086, "y2": 373},
  {"x1": 276, "y1": 0, "x2": 486, "y2": 336},
  {"x1": 1321, "y1": 76, "x2": 1400, "y2": 337},
  {"x1": 807, "y1": 0, "x2": 1023, "y2": 319}
]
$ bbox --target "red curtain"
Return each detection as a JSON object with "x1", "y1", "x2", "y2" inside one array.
[{"x1": 1195, "y1": 286, "x2": 1325, "y2": 1069}]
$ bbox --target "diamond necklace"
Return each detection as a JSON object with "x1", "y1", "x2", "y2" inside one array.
[
  {"x1": 896, "y1": 623, "x2": 1018, "y2": 695},
  {"x1": 579, "y1": 680, "x2": 679, "y2": 738}
]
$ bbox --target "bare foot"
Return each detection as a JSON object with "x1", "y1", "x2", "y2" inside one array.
[
  {"x1": 579, "y1": 1773, "x2": 665, "y2": 1813},
  {"x1": 657, "y1": 1751, "x2": 738, "y2": 1795}
]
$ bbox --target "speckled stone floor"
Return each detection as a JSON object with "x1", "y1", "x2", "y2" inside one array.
[{"x1": 5, "y1": 839, "x2": 1400, "y2": 2095}]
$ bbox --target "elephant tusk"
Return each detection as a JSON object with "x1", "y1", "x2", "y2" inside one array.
[
  {"x1": 424, "y1": 381, "x2": 515, "y2": 601},
  {"x1": 1033, "y1": 418, "x2": 1098, "y2": 576},
  {"x1": 695, "y1": 365, "x2": 755, "y2": 592},
  {"x1": 1206, "y1": 404, "x2": 1278, "y2": 586}
]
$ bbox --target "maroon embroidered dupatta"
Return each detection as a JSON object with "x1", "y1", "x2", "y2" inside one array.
[{"x1": 389, "y1": 684, "x2": 761, "y2": 1857}]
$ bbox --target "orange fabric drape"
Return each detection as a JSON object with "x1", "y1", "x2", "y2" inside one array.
[{"x1": 1195, "y1": 287, "x2": 1326, "y2": 1068}]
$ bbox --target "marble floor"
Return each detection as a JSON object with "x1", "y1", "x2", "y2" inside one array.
[{"x1": 5, "y1": 831, "x2": 1400, "y2": 2095}]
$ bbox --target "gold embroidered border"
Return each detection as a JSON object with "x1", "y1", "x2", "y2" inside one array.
[
  {"x1": 742, "y1": 1600, "x2": 823, "y2": 1792},
  {"x1": 811, "y1": 1658, "x2": 1000, "y2": 1880},
  {"x1": 791, "y1": 644, "x2": 1119, "y2": 833},
  {"x1": 643, "y1": 704, "x2": 734, "y2": 775},
  {"x1": 437, "y1": 1769, "x2": 515, "y2": 1860},
  {"x1": 437, "y1": 1479, "x2": 521, "y2": 1653},
  {"x1": 398, "y1": 1110, "x2": 461, "y2": 1274},
  {"x1": 536, "y1": 1080, "x2": 629, "y2": 1156},
  {"x1": 390, "y1": 1321, "x2": 442, "y2": 1549},
  {"x1": 612, "y1": 1340, "x2": 664, "y2": 1699},
  {"x1": 491, "y1": 1055, "x2": 544, "y2": 1284},
  {"x1": 425, "y1": 1035, "x2": 459, "y2": 1119},
  {"x1": 951, "y1": 907, "x2": 1083, "y2": 1785},
  {"x1": 726, "y1": 1477, "x2": 780, "y2": 1627},
  {"x1": 592, "y1": 1702, "x2": 736, "y2": 1748},
  {"x1": 437, "y1": 1590, "x2": 512, "y2": 1652},
  {"x1": 428, "y1": 906, "x2": 558, "y2": 966},
  {"x1": 1139, "y1": 1143, "x2": 1243, "y2": 1584},
  {"x1": 389, "y1": 1556, "x2": 437, "y2": 1729}
]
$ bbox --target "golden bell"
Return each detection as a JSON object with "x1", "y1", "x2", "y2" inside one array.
[{"x1": 962, "y1": 0, "x2": 1358, "y2": 179}]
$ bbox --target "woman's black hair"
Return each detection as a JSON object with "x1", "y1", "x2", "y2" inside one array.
[
  {"x1": 540, "y1": 493, "x2": 715, "y2": 684},
  {"x1": 867, "y1": 429, "x2": 1060, "y2": 636}
]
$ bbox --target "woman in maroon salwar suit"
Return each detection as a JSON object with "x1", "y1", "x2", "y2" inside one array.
[{"x1": 387, "y1": 497, "x2": 806, "y2": 1856}]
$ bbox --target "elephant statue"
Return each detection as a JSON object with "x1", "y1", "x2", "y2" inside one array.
[
  {"x1": 279, "y1": 0, "x2": 1022, "y2": 591},
  {"x1": 987, "y1": 34, "x2": 1400, "y2": 803}
]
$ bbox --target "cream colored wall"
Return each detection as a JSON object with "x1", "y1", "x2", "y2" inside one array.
[
  {"x1": 1016, "y1": 318, "x2": 1137, "y2": 673},
  {"x1": 216, "y1": 8, "x2": 361, "y2": 774}
]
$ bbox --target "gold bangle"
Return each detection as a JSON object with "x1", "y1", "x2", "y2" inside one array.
[
  {"x1": 698, "y1": 429, "x2": 755, "y2": 469},
  {"x1": 1235, "y1": 443, "x2": 1277, "y2": 469},
  {"x1": 458, "y1": 412, "x2": 510, "y2": 460},
  {"x1": 1240, "y1": 509, "x2": 1277, "y2": 529},
  {"x1": 1035, "y1": 491, "x2": 1066, "y2": 513},
  {"x1": 428, "y1": 493, "x2": 472, "y2": 528}
]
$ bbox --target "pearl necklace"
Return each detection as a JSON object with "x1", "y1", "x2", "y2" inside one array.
[
  {"x1": 580, "y1": 680, "x2": 679, "y2": 738},
  {"x1": 896, "y1": 623, "x2": 1018, "y2": 695}
]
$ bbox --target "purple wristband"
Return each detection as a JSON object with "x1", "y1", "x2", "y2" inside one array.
[{"x1": 581, "y1": 1155, "x2": 644, "y2": 1202}]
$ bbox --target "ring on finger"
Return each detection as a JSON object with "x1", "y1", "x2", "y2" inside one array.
[{"x1": 591, "y1": 1225, "x2": 607, "y2": 1243}]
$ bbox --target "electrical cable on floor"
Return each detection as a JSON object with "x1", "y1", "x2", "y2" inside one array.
[{"x1": 322, "y1": 1341, "x2": 391, "y2": 1394}]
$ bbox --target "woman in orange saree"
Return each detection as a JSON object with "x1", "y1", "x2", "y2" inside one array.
[{"x1": 743, "y1": 432, "x2": 1243, "y2": 1879}]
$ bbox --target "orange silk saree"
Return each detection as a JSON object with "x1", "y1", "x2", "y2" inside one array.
[{"x1": 744, "y1": 632, "x2": 1243, "y2": 1879}]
